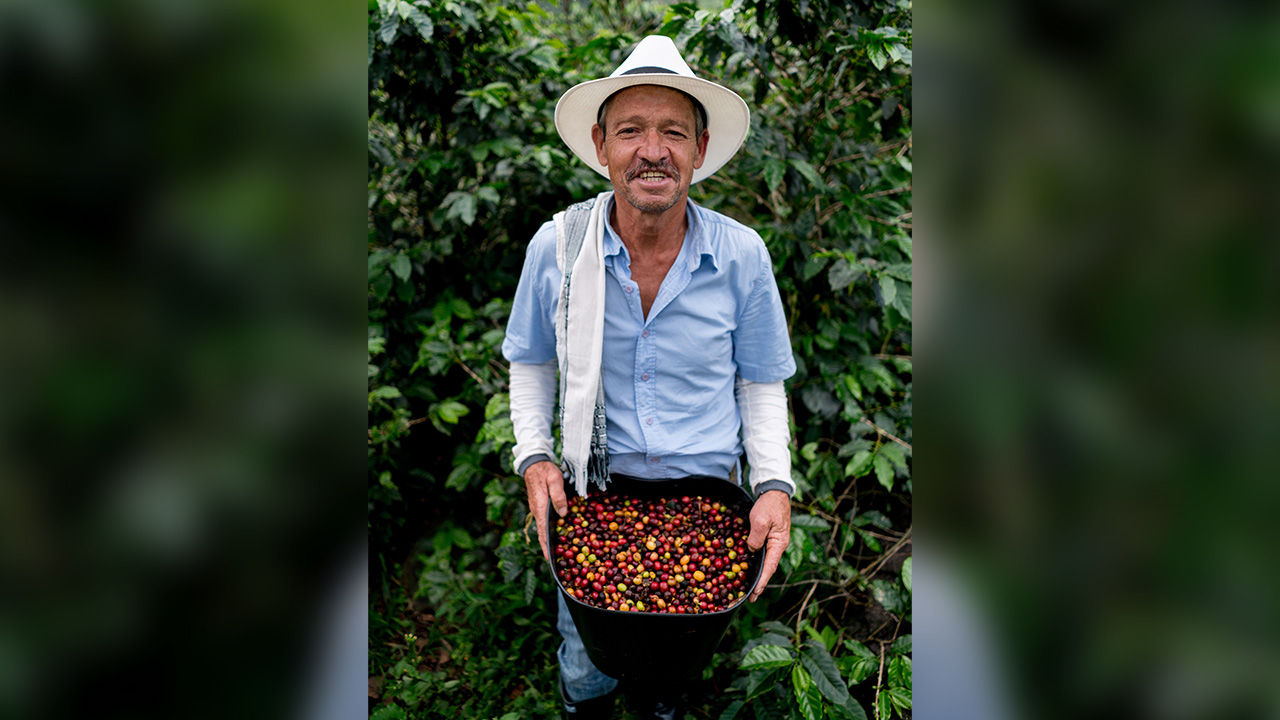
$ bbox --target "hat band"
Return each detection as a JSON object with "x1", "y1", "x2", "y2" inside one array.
[{"x1": 621, "y1": 66, "x2": 679, "y2": 75}]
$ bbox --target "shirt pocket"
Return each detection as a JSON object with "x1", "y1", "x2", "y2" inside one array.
[{"x1": 661, "y1": 313, "x2": 735, "y2": 415}]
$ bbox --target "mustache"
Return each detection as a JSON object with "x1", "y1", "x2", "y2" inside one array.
[{"x1": 625, "y1": 161, "x2": 679, "y2": 182}]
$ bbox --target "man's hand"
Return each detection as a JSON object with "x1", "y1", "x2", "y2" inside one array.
[
  {"x1": 524, "y1": 460, "x2": 569, "y2": 560},
  {"x1": 746, "y1": 489, "x2": 791, "y2": 602}
]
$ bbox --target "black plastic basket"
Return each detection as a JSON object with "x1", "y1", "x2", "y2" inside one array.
[{"x1": 547, "y1": 474, "x2": 763, "y2": 689}]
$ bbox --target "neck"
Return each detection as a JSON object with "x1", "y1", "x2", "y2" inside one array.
[{"x1": 610, "y1": 196, "x2": 690, "y2": 256}]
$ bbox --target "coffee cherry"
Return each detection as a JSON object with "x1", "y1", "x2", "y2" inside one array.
[{"x1": 553, "y1": 493, "x2": 754, "y2": 614}]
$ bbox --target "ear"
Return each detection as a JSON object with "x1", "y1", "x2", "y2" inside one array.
[
  {"x1": 692, "y1": 129, "x2": 709, "y2": 170},
  {"x1": 592, "y1": 124, "x2": 607, "y2": 166}
]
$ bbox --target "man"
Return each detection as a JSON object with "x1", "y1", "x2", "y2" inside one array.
[{"x1": 502, "y1": 36, "x2": 796, "y2": 719}]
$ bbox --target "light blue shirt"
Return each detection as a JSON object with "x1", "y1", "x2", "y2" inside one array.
[{"x1": 502, "y1": 197, "x2": 796, "y2": 480}]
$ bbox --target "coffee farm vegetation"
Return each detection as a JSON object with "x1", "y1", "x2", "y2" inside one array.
[{"x1": 368, "y1": 0, "x2": 911, "y2": 717}]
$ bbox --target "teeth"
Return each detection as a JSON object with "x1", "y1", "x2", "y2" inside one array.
[{"x1": 639, "y1": 172, "x2": 666, "y2": 180}]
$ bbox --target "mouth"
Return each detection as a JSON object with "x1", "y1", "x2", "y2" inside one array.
[{"x1": 629, "y1": 168, "x2": 676, "y2": 189}]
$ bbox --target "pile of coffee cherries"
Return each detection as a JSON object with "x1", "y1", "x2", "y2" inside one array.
[{"x1": 552, "y1": 493, "x2": 754, "y2": 614}]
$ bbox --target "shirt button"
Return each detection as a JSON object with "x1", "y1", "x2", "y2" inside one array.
[
  {"x1": 650, "y1": 457, "x2": 660, "y2": 463},
  {"x1": 646, "y1": 417, "x2": 654, "y2": 425},
  {"x1": 642, "y1": 329, "x2": 649, "y2": 338},
  {"x1": 625, "y1": 286, "x2": 633, "y2": 294},
  {"x1": 641, "y1": 373, "x2": 649, "y2": 381}
]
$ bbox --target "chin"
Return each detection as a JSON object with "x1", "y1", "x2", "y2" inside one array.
[{"x1": 621, "y1": 187, "x2": 682, "y2": 215}]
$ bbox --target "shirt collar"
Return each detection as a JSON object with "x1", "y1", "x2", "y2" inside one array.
[{"x1": 601, "y1": 195, "x2": 719, "y2": 273}]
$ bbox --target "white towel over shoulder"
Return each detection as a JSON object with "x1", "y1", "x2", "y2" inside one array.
[{"x1": 554, "y1": 191, "x2": 613, "y2": 496}]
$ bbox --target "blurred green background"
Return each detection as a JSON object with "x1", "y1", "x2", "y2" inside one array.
[
  {"x1": 915, "y1": 0, "x2": 1280, "y2": 718},
  {"x1": 0, "y1": 0, "x2": 365, "y2": 718}
]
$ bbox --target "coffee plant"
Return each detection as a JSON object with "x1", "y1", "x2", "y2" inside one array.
[{"x1": 368, "y1": 0, "x2": 911, "y2": 717}]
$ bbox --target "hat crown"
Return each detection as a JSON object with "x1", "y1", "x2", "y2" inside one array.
[
  {"x1": 609, "y1": 35, "x2": 696, "y2": 78},
  {"x1": 554, "y1": 35, "x2": 749, "y2": 184}
]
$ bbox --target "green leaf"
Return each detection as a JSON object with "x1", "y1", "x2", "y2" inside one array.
[
  {"x1": 841, "y1": 640, "x2": 879, "y2": 685},
  {"x1": 801, "y1": 254, "x2": 830, "y2": 282},
  {"x1": 390, "y1": 253, "x2": 411, "y2": 281},
  {"x1": 400, "y1": 2, "x2": 434, "y2": 40},
  {"x1": 901, "y1": 557, "x2": 912, "y2": 593},
  {"x1": 831, "y1": 701, "x2": 868, "y2": 720},
  {"x1": 377, "y1": 13, "x2": 399, "y2": 44},
  {"x1": 718, "y1": 698, "x2": 745, "y2": 720},
  {"x1": 369, "y1": 386, "x2": 402, "y2": 401},
  {"x1": 791, "y1": 663, "x2": 824, "y2": 720},
  {"x1": 789, "y1": 158, "x2": 825, "y2": 189},
  {"x1": 890, "y1": 635, "x2": 912, "y2": 655},
  {"x1": 791, "y1": 513, "x2": 831, "y2": 531},
  {"x1": 445, "y1": 463, "x2": 475, "y2": 491},
  {"x1": 476, "y1": 185, "x2": 500, "y2": 205},
  {"x1": 855, "y1": 528, "x2": 881, "y2": 553},
  {"x1": 744, "y1": 666, "x2": 782, "y2": 699},
  {"x1": 435, "y1": 400, "x2": 469, "y2": 424},
  {"x1": 885, "y1": 685, "x2": 912, "y2": 714},
  {"x1": 869, "y1": 45, "x2": 887, "y2": 70},
  {"x1": 450, "y1": 526, "x2": 474, "y2": 549},
  {"x1": 740, "y1": 644, "x2": 794, "y2": 670},
  {"x1": 759, "y1": 620, "x2": 794, "y2": 636},
  {"x1": 882, "y1": 262, "x2": 912, "y2": 282},
  {"x1": 370, "y1": 704, "x2": 407, "y2": 720},
  {"x1": 443, "y1": 191, "x2": 477, "y2": 226},
  {"x1": 845, "y1": 450, "x2": 872, "y2": 478},
  {"x1": 879, "y1": 275, "x2": 897, "y2": 310},
  {"x1": 873, "y1": 453, "x2": 894, "y2": 491},
  {"x1": 523, "y1": 568, "x2": 537, "y2": 603},
  {"x1": 870, "y1": 579, "x2": 907, "y2": 615},
  {"x1": 764, "y1": 157, "x2": 786, "y2": 193},
  {"x1": 888, "y1": 655, "x2": 911, "y2": 689},
  {"x1": 496, "y1": 545, "x2": 522, "y2": 583},
  {"x1": 828, "y1": 257, "x2": 864, "y2": 291},
  {"x1": 801, "y1": 641, "x2": 853, "y2": 707},
  {"x1": 852, "y1": 510, "x2": 891, "y2": 529},
  {"x1": 843, "y1": 374, "x2": 863, "y2": 402},
  {"x1": 756, "y1": 632, "x2": 794, "y2": 647},
  {"x1": 878, "y1": 444, "x2": 909, "y2": 473},
  {"x1": 890, "y1": 279, "x2": 912, "y2": 319}
]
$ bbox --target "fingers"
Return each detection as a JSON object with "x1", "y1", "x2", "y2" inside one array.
[
  {"x1": 750, "y1": 530, "x2": 786, "y2": 602},
  {"x1": 545, "y1": 467, "x2": 568, "y2": 517},
  {"x1": 525, "y1": 463, "x2": 558, "y2": 561},
  {"x1": 527, "y1": 485, "x2": 550, "y2": 560},
  {"x1": 747, "y1": 491, "x2": 792, "y2": 602}
]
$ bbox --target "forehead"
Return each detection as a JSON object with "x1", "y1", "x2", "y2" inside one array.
[{"x1": 605, "y1": 85, "x2": 698, "y2": 125}]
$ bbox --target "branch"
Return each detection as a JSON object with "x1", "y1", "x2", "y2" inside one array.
[
  {"x1": 857, "y1": 526, "x2": 912, "y2": 581},
  {"x1": 795, "y1": 581, "x2": 820, "y2": 637},
  {"x1": 874, "y1": 641, "x2": 887, "y2": 720},
  {"x1": 861, "y1": 417, "x2": 911, "y2": 451}
]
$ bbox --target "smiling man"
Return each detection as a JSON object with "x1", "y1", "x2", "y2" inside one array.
[{"x1": 501, "y1": 36, "x2": 797, "y2": 719}]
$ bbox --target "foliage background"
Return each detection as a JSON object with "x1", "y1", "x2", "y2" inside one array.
[{"x1": 368, "y1": 0, "x2": 912, "y2": 717}]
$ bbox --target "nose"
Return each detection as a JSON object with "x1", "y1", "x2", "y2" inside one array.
[{"x1": 637, "y1": 128, "x2": 666, "y2": 162}]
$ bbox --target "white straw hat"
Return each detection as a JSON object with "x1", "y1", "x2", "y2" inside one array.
[{"x1": 554, "y1": 35, "x2": 750, "y2": 184}]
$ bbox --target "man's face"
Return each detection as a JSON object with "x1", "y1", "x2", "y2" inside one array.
[{"x1": 592, "y1": 85, "x2": 709, "y2": 216}]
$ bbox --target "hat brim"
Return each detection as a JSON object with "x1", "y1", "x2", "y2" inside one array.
[{"x1": 554, "y1": 74, "x2": 750, "y2": 185}]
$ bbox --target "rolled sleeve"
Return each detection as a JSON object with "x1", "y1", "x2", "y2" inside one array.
[
  {"x1": 732, "y1": 245, "x2": 796, "y2": 383},
  {"x1": 501, "y1": 223, "x2": 559, "y2": 364}
]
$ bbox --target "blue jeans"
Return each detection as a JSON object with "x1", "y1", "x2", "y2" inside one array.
[{"x1": 556, "y1": 593, "x2": 619, "y2": 702}]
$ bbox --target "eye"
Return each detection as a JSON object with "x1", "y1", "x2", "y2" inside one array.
[{"x1": 616, "y1": 127, "x2": 639, "y2": 137}]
